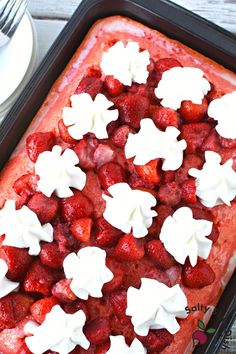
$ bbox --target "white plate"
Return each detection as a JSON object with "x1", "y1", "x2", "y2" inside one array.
[{"x1": 0, "y1": 12, "x2": 33, "y2": 105}]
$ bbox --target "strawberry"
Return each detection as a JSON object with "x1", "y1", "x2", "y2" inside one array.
[
  {"x1": 112, "y1": 233, "x2": 145, "y2": 261},
  {"x1": 115, "y1": 94, "x2": 150, "y2": 129},
  {"x1": 84, "y1": 318, "x2": 111, "y2": 345},
  {"x1": 86, "y1": 296, "x2": 113, "y2": 321},
  {"x1": 61, "y1": 192, "x2": 94, "y2": 222},
  {"x1": 138, "y1": 329, "x2": 173, "y2": 352},
  {"x1": 162, "y1": 170, "x2": 175, "y2": 183},
  {"x1": 0, "y1": 245, "x2": 32, "y2": 280},
  {"x1": 157, "y1": 181, "x2": 181, "y2": 206},
  {"x1": 152, "y1": 107, "x2": 179, "y2": 130},
  {"x1": 13, "y1": 173, "x2": 39, "y2": 197},
  {"x1": 181, "y1": 178, "x2": 197, "y2": 204},
  {"x1": 24, "y1": 260, "x2": 60, "y2": 296},
  {"x1": 82, "y1": 171, "x2": 105, "y2": 218},
  {"x1": 52, "y1": 279, "x2": 77, "y2": 302},
  {"x1": 175, "y1": 154, "x2": 204, "y2": 184},
  {"x1": 109, "y1": 290, "x2": 130, "y2": 325},
  {"x1": 107, "y1": 121, "x2": 119, "y2": 136},
  {"x1": 95, "y1": 342, "x2": 110, "y2": 354},
  {"x1": 103, "y1": 258, "x2": 124, "y2": 293},
  {"x1": 62, "y1": 300, "x2": 88, "y2": 317},
  {"x1": 179, "y1": 98, "x2": 208, "y2": 123},
  {"x1": 135, "y1": 159, "x2": 161, "y2": 184},
  {"x1": 74, "y1": 137, "x2": 99, "y2": 170},
  {"x1": 70, "y1": 217, "x2": 93, "y2": 243},
  {"x1": 94, "y1": 217, "x2": 122, "y2": 247},
  {"x1": 155, "y1": 58, "x2": 181, "y2": 79},
  {"x1": 54, "y1": 222, "x2": 79, "y2": 253},
  {"x1": 93, "y1": 144, "x2": 115, "y2": 169},
  {"x1": 128, "y1": 171, "x2": 154, "y2": 189},
  {"x1": 218, "y1": 136, "x2": 236, "y2": 149},
  {"x1": 27, "y1": 193, "x2": 59, "y2": 224},
  {"x1": 75, "y1": 76, "x2": 103, "y2": 99},
  {"x1": 58, "y1": 119, "x2": 78, "y2": 144},
  {"x1": 0, "y1": 293, "x2": 33, "y2": 331},
  {"x1": 200, "y1": 129, "x2": 220, "y2": 153},
  {"x1": 110, "y1": 315, "x2": 135, "y2": 344},
  {"x1": 104, "y1": 76, "x2": 124, "y2": 97},
  {"x1": 181, "y1": 122, "x2": 212, "y2": 154},
  {"x1": 30, "y1": 297, "x2": 59, "y2": 324},
  {"x1": 26, "y1": 131, "x2": 56, "y2": 163},
  {"x1": 98, "y1": 162, "x2": 126, "y2": 189},
  {"x1": 182, "y1": 259, "x2": 216, "y2": 288},
  {"x1": 146, "y1": 240, "x2": 176, "y2": 269},
  {"x1": 111, "y1": 125, "x2": 134, "y2": 148},
  {"x1": 39, "y1": 241, "x2": 69, "y2": 269}
]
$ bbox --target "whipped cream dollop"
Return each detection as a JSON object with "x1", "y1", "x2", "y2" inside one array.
[
  {"x1": 0, "y1": 200, "x2": 53, "y2": 256},
  {"x1": 189, "y1": 151, "x2": 236, "y2": 207},
  {"x1": 126, "y1": 278, "x2": 188, "y2": 336},
  {"x1": 25, "y1": 305, "x2": 89, "y2": 354},
  {"x1": 35, "y1": 145, "x2": 86, "y2": 198},
  {"x1": 155, "y1": 67, "x2": 211, "y2": 110},
  {"x1": 0, "y1": 259, "x2": 19, "y2": 299},
  {"x1": 208, "y1": 91, "x2": 236, "y2": 139},
  {"x1": 107, "y1": 336, "x2": 147, "y2": 354},
  {"x1": 103, "y1": 182, "x2": 157, "y2": 238},
  {"x1": 63, "y1": 247, "x2": 113, "y2": 300},
  {"x1": 125, "y1": 118, "x2": 186, "y2": 170},
  {"x1": 62, "y1": 93, "x2": 118, "y2": 140},
  {"x1": 100, "y1": 41, "x2": 150, "y2": 86},
  {"x1": 160, "y1": 207, "x2": 213, "y2": 267}
]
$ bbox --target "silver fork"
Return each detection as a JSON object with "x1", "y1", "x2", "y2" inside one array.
[{"x1": 0, "y1": 0, "x2": 27, "y2": 48}]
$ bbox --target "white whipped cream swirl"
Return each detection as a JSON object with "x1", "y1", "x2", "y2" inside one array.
[
  {"x1": 126, "y1": 278, "x2": 188, "y2": 336},
  {"x1": 155, "y1": 67, "x2": 211, "y2": 110},
  {"x1": 100, "y1": 41, "x2": 150, "y2": 86},
  {"x1": 208, "y1": 91, "x2": 236, "y2": 139},
  {"x1": 107, "y1": 336, "x2": 146, "y2": 354},
  {"x1": 63, "y1": 247, "x2": 113, "y2": 300},
  {"x1": 25, "y1": 305, "x2": 89, "y2": 354},
  {"x1": 63, "y1": 93, "x2": 118, "y2": 140},
  {"x1": 125, "y1": 118, "x2": 186, "y2": 170},
  {"x1": 0, "y1": 259, "x2": 19, "y2": 299},
  {"x1": 35, "y1": 145, "x2": 86, "y2": 198},
  {"x1": 189, "y1": 151, "x2": 236, "y2": 207},
  {"x1": 0, "y1": 200, "x2": 53, "y2": 256},
  {"x1": 103, "y1": 182, "x2": 157, "y2": 238},
  {"x1": 160, "y1": 207, "x2": 213, "y2": 267}
]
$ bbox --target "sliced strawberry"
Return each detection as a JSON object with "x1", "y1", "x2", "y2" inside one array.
[
  {"x1": 54, "y1": 222, "x2": 79, "y2": 253},
  {"x1": 112, "y1": 233, "x2": 145, "y2": 261},
  {"x1": 70, "y1": 217, "x2": 93, "y2": 243},
  {"x1": 74, "y1": 137, "x2": 99, "y2": 170},
  {"x1": 27, "y1": 193, "x2": 58, "y2": 224},
  {"x1": 39, "y1": 241, "x2": 69, "y2": 269},
  {"x1": 110, "y1": 315, "x2": 135, "y2": 345},
  {"x1": 26, "y1": 131, "x2": 56, "y2": 163},
  {"x1": 98, "y1": 162, "x2": 126, "y2": 189},
  {"x1": 58, "y1": 119, "x2": 78, "y2": 144},
  {"x1": 152, "y1": 107, "x2": 179, "y2": 130},
  {"x1": 86, "y1": 296, "x2": 113, "y2": 320},
  {"x1": 0, "y1": 293, "x2": 33, "y2": 331},
  {"x1": 109, "y1": 290, "x2": 130, "y2": 325},
  {"x1": 182, "y1": 259, "x2": 216, "y2": 288},
  {"x1": 200, "y1": 129, "x2": 220, "y2": 153},
  {"x1": 103, "y1": 258, "x2": 124, "y2": 293},
  {"x1": 30, "y1": 297, "x2": 59, "y2": 324},
  {"x1": 62, "y1": 300, "x2": 88, "y2": 318},
  {"x1": 61, "y1": 192, "x2": 94, "y2": 223},
  {"x1": 24, "y1": 260, "x2": 60, "y2": 296},
  {"x1": 75, "y1": 76, "x2": 103, "y2": 99},
  {"x1": 13, "y1": 173, "x2": 39, "y2": 197},
  {"x1": 162, "y1": 170, "x2": 175, "y2": 183},
  {"x1": 138, "y1": 329, "x2": 173, "y2": 353},
  {"x1": 157, "y1": 181, "x2": 181, "y2": 206},
  {"x1": 115, "y1": 94, "x2": 150, "y2": 129},
  {"x1": 93, "y1": 143, "x2": 115, "y2": 169},
  {"x1": 135, "y1": 159, "x2": 161, "y2": 185},
  {"x1": 181, "y1": 178, "x2": 197, "y2": 204},
  {"x1": 95, "y1": 342, "x2": 110, "y2": 354},
  {"x1": 104, "y1": 75, "x2": 124, "y2": 97},
  {"x1": 179, "y1": 98, "x2": 208, "y2": 123},
  {"x1": 111, "y1": 125, "x2": 133, "y2": 148},
  {"x1": 52, "y1": 278, "x2": 77, "y2": 302},
  {"x1": 94, "y1": 216, "x2": 122, "y2": 247},
  {"x1": 82, "y1": 171, "x2": 105, "y2": 219},
  {"x1": 0, "y1": 245, "x2": 32, "y2": 280},
  {"x1": 128, "y1": 171, "x2": 155, "y2": 190},
  {"x1": 181, "y1": 122, "x2": 212, "y2": 154},
  {"x1": 175, "y1": 154, "x2": 204, "y2": 184},
  {"x1": 84, "y1": 318, "x2": 111, "y2": 345},
  {"x1": 218, "y1": 135, "x2": 236, "y2": 149},
  {"x1": 146, "y1": 240, "x2": 176, "y2": 269},
  {"x1": 154, "y1": 58, "x2": 181, "y2": 76}
]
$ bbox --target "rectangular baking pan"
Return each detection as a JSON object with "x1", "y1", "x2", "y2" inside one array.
[{"x1": 0, "y1": 0, "x2": 236, "y2": 352}]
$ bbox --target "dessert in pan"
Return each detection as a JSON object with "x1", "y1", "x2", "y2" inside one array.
[{"x1": 0, "y1": 15, "x2": 236, "y2": 354}]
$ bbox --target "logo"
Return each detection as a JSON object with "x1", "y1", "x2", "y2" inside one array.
[{"x1": 192, "y1": 320, "x2": 216, "y2": 347}]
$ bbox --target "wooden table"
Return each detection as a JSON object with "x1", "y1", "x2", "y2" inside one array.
[{"x1": 28, "y1": 1, "x2": 236, "y2": 353}]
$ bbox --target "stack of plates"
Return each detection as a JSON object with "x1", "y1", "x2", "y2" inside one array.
[{"x1": 0, "y1": 11, "x2": 38, "y2": 120}]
